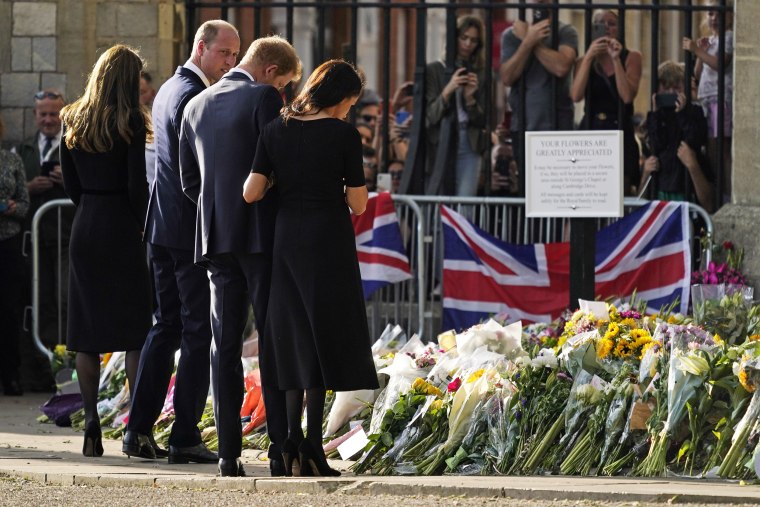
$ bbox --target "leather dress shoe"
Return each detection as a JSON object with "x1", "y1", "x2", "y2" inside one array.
[
  {"x1": 122, "y1": 430, "x2": 156, "y2": 459},
  {"x1": 270, "y1": 457, "x2": 286, "y2": 477},
  {"x1": 168, "y1": 442, "x2": 218, "y2": 464},
  {"x1": 218, "y1": 458, "x2": 246, "y2": 477},
  {"x1": 148, "y1": 433, "x2": 168, "y2": 459}
]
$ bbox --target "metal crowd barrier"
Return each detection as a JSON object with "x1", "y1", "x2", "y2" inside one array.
[{"x1": 29, "y1": 196, "x2": 712, "y2": 352}]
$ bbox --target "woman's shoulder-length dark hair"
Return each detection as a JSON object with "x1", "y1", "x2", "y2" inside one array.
[{"x1": 282, "y1": 59, "x2": 364, "y2": 120}]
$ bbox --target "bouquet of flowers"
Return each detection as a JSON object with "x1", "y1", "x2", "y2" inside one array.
[
  {"x1": 692, "y1": 239, "x2": 748, "y2": 286},
  {"x1": 636, "y1": 324, "x2": 715, "y2": 476}
]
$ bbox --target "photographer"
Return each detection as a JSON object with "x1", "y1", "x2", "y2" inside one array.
[
  {"x1": 639, "y1": 61, "x2": 713, "y2": 212},
  {"x1": 571, "y1": 9, "x2": 642, "y2": 196},
  {"x1": 425, "y1": 15, "x2": 488, "y2": 196}
]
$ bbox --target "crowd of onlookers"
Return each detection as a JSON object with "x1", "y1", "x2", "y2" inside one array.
[
  {"x1": 358, "y1": 0, "x2": 733, "y2": 216},
  {"x1": 0, "y1": 1, "x2": 734, "y2": 397}
]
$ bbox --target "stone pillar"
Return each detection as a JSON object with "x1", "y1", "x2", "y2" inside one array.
[
  {"x1": 0, "y1": 0, "x2": 182, "y2": 145},
  {"x1": 711, "y1": 0, "x2": 760, "y2": 288}
]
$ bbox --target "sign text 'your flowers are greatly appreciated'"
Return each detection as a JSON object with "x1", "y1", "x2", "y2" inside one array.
[{"x1": 525, "y1": 130, "x2": 623, "y2": 218}]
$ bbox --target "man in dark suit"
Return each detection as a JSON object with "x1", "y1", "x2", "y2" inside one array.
[
  {"x1": 121, "y1": 20, "x2": 240, "y2": 465},
  {"x1": 180, "y1": 35, "x2": 301, "y2": 478}
]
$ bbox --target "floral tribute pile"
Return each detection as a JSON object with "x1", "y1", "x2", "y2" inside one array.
[{"x1": 45, "y1": 287, "x2": 760, "y2": 479}]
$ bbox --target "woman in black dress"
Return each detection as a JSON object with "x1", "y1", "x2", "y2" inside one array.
[
  {"x1": 59, "y1": 45, "x2": 152, "y2": 457},
  {"x1": 243, "y1": 59, "x2": 379, "y2": 477},
  {"x1": 571, "y1": 9, "x2": 642, "y2": 196}
]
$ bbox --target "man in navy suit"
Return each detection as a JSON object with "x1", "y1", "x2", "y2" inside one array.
[
  {"x1": 122, "y1": 20, "x2": 240, "y2": 464},
  {"x1": 180, "y1": 35, "x2": 301, "y2": 478}
]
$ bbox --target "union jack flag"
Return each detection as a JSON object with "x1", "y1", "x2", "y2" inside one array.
[
  {"x1": 352, "y1": 192, "x2": 412, "y2": 299},
  {"x1": 441, "y1": 201, "x2": 692, "y2": 331}
]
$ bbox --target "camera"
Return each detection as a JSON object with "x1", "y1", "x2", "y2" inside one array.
[
  {"x1": 655, "y1": 93, "x2": 678, "y2": 109},
  {"x1": 532, "y1": 7, "x2": 550, "y2": 24},
  {"x1": 591, "y1": 22, "x2": 607, "y2": 41}
]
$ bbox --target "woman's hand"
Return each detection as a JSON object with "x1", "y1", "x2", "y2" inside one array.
[
  {"x1": 677, "y1": 142, "x2": 699, "y2": 171},
  {"x1": 2, "y1": 199, "x2": 17, "y2": 216},
  {"x1": 462, "y1": 72, "x2": 479, "y2": 103},
  {"x1": 442, "y1": 67, "x2": 471, "y2": 103},
  {"x1": 586, "y1": 37, "x2": 609, "y2": 60},
  {"x1": 682, "y1": 36, "x2": 697, "y2": 53},
  {"x1": 642, "y1": 156, "x2": 659, "y2": 177},
  {"x1": 606, "y1": 38, "x2": 622, "y2": 59}
]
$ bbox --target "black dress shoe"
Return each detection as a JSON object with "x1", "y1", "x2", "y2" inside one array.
[
  {"x1": 122, "y1": 430, "x2": 156, "y2": 459},
  {"x1": 168, "y1": 442, "x2": 218, "y2": 464},
  {"x1": 270, "y1": 457, "x2": 286, "y2": 477},
  {"x1": 148, "y1": 433, "x2": 168, "y2": 459},
  {"x1": 218, "y1": 458, "x2": 246, "y2": 477}
]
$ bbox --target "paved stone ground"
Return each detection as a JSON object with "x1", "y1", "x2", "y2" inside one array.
[{"x1": 2, "y1": 393, "x2": 760, "y2": 505}]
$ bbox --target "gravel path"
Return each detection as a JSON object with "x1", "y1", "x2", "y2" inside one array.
[{"x1": 0, "y1": 477, "x2": 753, "y2": 507}]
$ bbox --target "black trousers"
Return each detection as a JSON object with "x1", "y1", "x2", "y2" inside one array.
[
  {"x1": 127, "y1": 243, "x2": 212, "y2": 447},
  {"x1": 205, "y1": 252, "x2": 286, "y2": 460},
  {"x1": 0, "y1": 234, "x2": 24, "y2": 388}
]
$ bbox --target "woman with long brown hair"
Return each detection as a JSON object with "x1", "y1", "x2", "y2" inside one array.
[
  {"x1": 243, "y1": 59, "x2": 378, "y2": 477},
  {"x1": 59, "y1": 44, "x2": 153, "y2": 457}
]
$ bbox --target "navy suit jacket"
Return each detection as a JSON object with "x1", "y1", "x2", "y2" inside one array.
[
  {"x1": 179, "y1": 71, "x2": 281, "y2": 264},
  {"x1": 144, "y1": 66, "x2": 206, "y2": 250}
]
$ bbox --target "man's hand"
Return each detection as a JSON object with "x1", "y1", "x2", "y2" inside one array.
[
  {"x1": 48, "y1": 164, "x2": 63, "y2": 185},
  {"x1": 27, "y1": 176, "x2": 53, "y2": 195},
  {"x1": 523, "y1": 19, "x2": 551, "y2": 48}
]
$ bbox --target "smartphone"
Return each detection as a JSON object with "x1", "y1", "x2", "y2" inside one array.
[
  {"x1": 591, "y1": 22, "x2": 607, "y2": 41},
  {"x1": 402, "y1": 83, "x2": 414, "y2": 96},
  {"x1": 655, "y1": 93, "x2": 678, "y2": 109},
  {"x1": 533, "y1": 7, "x2": 550, "y2": 24},
  {"x1": 376, "y1": 173, "x2": 392, "y2": 192},
  {"x1": 395, "y1": 110, "x2": 411, "y2": 126},
  {"x1": 0, "y1": 201, "x2": 7, "y2": 213},
  {"x1": 40, "y1": 160, "x2": 59, "y2": 177}
]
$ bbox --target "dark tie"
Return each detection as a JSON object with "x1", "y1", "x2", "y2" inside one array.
[{"x1": 42, "y1": 136, "x2": 54, "y2": 159}]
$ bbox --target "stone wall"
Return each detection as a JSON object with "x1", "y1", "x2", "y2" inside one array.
[
  {"x1": 0, "y1": 0, "x2": 183, "y2": 145},
  {"x1": 712, "y1": 0, "x2": 760, "y2": 290}
]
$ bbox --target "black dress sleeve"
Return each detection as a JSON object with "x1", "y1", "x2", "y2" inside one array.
[
  {"x1": 251, "y1": 123, "x2": 274, "y2": 177},
  {"x1": 127, "y1": 116, "x2": 149, "y2": 227},
  {"x1": 59, "y1": 129, "x2": 82, "y2": 206},
  {"x1": 343, "y1": 125, "x2": 365, "y2": 188}
]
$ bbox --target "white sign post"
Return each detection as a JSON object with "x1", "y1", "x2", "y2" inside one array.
[{"x1": 525, "y1": 130, "x2": 623, "y2": 218}]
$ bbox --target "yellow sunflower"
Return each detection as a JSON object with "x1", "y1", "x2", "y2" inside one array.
[{"x1": 597, "y1": 338, "x2": 614, "y2": 359}]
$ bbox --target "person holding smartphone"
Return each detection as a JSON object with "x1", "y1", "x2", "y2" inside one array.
[
  {"x1": 638, "y1": 61, "x2": 713, "y2": 212},
  {"x1": 571, "y1": 9, "x2": 642, "y2": 196},
  {"x1": 499, "y1": 0, "x2": 579, "y2": 196},
  {"x1": 425, "y1": 15, "x2": 488, "y2": 196}
]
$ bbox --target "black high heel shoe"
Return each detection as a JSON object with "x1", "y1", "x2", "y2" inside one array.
[
  {"x1": 83, "y1": 421, "x2": 104, "y2": 457},
  {"x1": 281, "y1": 439, "x2": 300, "y2": 477},
  {"x1": 298, "y1": 439, "x2": 340, "y2": 477}
]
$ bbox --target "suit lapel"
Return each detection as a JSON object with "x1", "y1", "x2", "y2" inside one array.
[{"x1": 176, "y1": 66, "x2": 206, "y2": 88}]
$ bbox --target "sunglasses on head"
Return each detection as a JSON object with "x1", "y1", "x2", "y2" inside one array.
[{"x1": 34, "y1": 91, "x2": 62, "y2": 100}]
